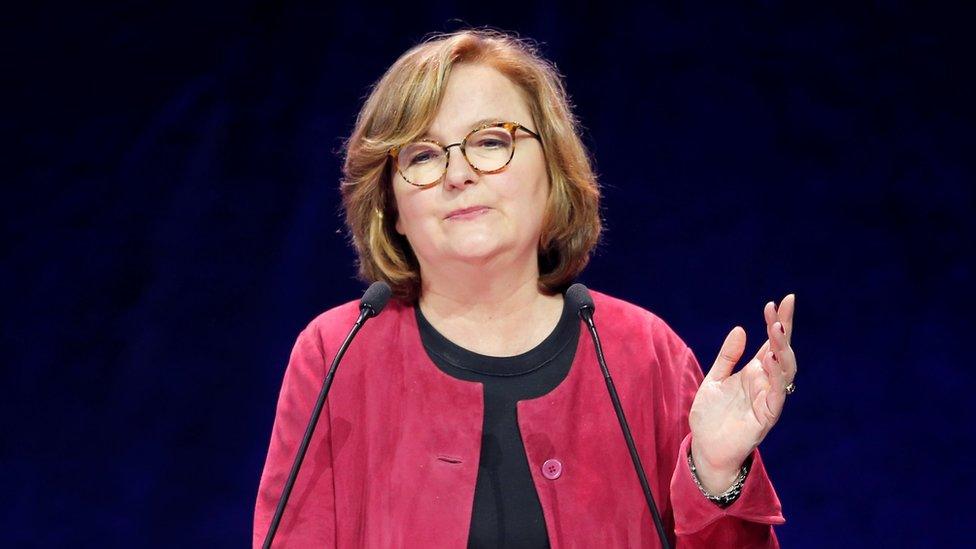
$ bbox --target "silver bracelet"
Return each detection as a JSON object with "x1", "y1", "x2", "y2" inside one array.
[{"x1": 687, "y1": 451, "x2": 750, "y2": 507}]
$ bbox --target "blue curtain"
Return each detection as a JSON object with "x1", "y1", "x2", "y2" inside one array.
[{"x1": 6, "y1": 2, "x2": 972, "y2": 546}]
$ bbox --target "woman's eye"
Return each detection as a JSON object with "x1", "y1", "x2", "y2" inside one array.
[
  {"x1": 409, "y1": 151, "x2": 434, "y2": 165},
  {"x1": 474, "y1": 138, "x2": 506, "y2": 149}
]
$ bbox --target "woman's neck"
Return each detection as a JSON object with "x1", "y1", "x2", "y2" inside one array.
[{"x1": 417, "y1": 260, "x2": 564, "y2": 357}]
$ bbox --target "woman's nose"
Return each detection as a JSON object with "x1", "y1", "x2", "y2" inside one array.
[{"x1": 441, "y1": 147, "x2": 478, "y2": 190}]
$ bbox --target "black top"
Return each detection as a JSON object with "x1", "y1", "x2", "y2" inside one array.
[{"x1": 416, "y1": 298, "x2": 580, "y2": 549}]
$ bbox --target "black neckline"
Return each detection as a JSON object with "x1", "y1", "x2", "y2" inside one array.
[{"x1": 415, "y1": 297, "x2": 576, "y2": 377}]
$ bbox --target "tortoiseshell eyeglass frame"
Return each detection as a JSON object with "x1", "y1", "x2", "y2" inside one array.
[{"x1": 388, "y1": 121, "x2": 542, "y2": 189}]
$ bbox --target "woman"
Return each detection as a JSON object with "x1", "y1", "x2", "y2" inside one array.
[{"x1": 255, "y1": 29, "x2": 796, "y2": 547}]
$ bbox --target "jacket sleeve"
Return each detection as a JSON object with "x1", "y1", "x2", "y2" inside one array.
[
  {"x1": 669, "y1": 345, "x2": 786, "y2": 547},
  {"x1": 253, "y1": 325, "x2": 336, "y2": 548}
]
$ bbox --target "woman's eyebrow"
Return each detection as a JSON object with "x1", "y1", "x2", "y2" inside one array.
[
  {"x1": 467, "y1": 117, "x2": 506, "y2": 129},
  {"x1": 421, "y1": 117, "x2": 507, "y2": 141}
]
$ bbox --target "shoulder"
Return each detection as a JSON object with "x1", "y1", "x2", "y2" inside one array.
[
  {"x1": 590, "y1": 289, "x2": 690, "y2": 357},
  {"x1": 590, "y1": 290, "x2": 684, "y2": 345},
  {"x1": 299, "y1": 296, "x2": 412, "y2": 350},
  {"x1": 590, "y1": 290, "x2": 660, "y2": 324}
]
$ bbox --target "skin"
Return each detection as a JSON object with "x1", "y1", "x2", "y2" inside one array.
[
  {"x1": 391, "y1": 62, "x2": 799, "y2": 495},
  {"x1": 690, "y1": 294, "x2": 798, "y2": 493},
  {"x1": 392, "y1": 63, "x2": 562, "y2": 356}
]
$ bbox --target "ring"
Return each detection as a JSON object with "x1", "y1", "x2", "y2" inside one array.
[{"x1": 785, "y1": 382, "x2": 796, "y2": 395}]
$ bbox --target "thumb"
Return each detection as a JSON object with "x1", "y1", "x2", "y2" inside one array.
[{"x1": 705, "y1": 326, "x2": 746, "y2": 382}]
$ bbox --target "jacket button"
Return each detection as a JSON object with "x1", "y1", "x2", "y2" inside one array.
[{"x1": 542, "y1": 459, "x2": 562, "y2": 480}]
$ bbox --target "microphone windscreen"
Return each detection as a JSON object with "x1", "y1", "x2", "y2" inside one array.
[
  {"x1": 566, "y1": 283, "x2": 595, "y2": 312},
  {"x1": 361, "y1": 281, "x2": 392, "y2": 315}
]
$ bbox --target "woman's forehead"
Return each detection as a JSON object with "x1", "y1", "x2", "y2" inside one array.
[{"x1": 421, "y1": 64, "x2": 532, "y2": 140}]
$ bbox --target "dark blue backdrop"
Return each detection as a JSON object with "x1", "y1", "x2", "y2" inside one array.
[{"x1": 6, "y1": 2, "x2": 973, "y2": 547}]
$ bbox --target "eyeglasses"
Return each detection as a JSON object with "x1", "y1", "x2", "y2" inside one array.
[{"x1": 389, "y1": 121, "x2": 542, "y2": 188}]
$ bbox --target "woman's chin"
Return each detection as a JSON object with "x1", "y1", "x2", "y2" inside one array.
[
  {"x1": 450, "y1": 247, "x2": 500, "y2": 264},
  {"x1": 445, "y1": 238, "x2": 507, "y2": 263}
]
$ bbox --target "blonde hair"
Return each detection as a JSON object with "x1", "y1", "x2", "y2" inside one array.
[{"x1": 341, "y1": 29, "x2": 602, "y2": 303}]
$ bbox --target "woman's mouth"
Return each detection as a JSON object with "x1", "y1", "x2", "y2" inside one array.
[{"x1": 445, "y1": 206, "x2": 490, "y2": 220}]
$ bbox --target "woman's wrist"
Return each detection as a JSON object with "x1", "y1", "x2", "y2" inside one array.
[
  {"x1": 689, "y1": 440, "x2": 746, "y2": 491},
  {"x1": 687, "y1": 449, "x2": 751, "y2": 507}
]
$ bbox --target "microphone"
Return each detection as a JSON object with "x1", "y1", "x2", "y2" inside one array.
[
  {"x1": 262, "y1": 281, "x2": 392, "y2": 549},
  {"x1": 566, "y1": 283, "x2": 672, "y2": 549},
  {"x1": 360, "y1": 279, "x2": 392, "y2": 318}
]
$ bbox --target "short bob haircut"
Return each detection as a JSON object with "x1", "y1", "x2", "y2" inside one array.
[{"x1": 341, "y1": 29, "x2": 601, "y2": 303}]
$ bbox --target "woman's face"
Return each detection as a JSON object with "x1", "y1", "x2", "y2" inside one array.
[{"x1": 392, "y1": 63, "x2": 549, "y2": 275}]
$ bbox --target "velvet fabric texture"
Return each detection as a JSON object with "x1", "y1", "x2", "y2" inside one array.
[{"x1": 254, "y1": 291, "x2": 785, "y2": 547}]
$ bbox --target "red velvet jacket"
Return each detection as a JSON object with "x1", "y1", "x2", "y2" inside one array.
[{"x1": 254, "y1": 291, "x2": 785, "y2": 547}]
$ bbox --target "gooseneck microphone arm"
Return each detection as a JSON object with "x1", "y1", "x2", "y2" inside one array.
[
  {"x1": 566, "y1": 284, "x2": 672, "y2": 549},
  {"x1": 262, "y1": 282, "x2": 392, "y2": 549}
]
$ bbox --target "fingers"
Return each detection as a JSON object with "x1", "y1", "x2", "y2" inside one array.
[
  {"x1": 752, "y1": 300, "x2": 777, "y2": 363},
  {"x1": 776, "y1": 294, "x2": 795, "y2": 341},
  {"x1": 761, "y1": 293, "x2": 797, "y2": 383},
  {"x1": 758, "y1": 351, "x2": 787, "y2": 420},
  {"x1": 706, "y1": 326, "x2": 746, "y2": 382},
  {"x1": 766, "y1": 316, "x2": 797, "y2": 383},
  {"x1": 751, "y1": 339, "x2": 771, "y2": 364},
  {"x1": 764, "y1": 300, "x2": 777, "y2": 327}
]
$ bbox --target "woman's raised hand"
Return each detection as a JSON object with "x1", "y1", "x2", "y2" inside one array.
[{"x1": 688, "y1": 294, "x2": 796, "y2": 493}]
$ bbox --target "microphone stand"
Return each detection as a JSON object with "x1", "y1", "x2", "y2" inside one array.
[
  {"x1": 577, "y1": 302, "x2": 672, "y2": 549},
  {"x1": 262, "y1": 282, "x2": 390, "y2": 549}
]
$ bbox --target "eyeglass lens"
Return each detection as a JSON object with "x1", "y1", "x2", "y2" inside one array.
[{"x1": 397, "y1": 126, "x2": 515, "y2": 186}]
